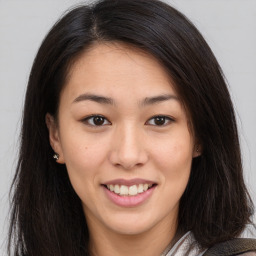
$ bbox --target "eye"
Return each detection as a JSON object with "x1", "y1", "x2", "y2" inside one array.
[
  {"x1": 146, "y1": 115, "x2": 174, "y2": 126},
  {"x1": 82, "y1": 115, "x2": 111, "y2": 126}
]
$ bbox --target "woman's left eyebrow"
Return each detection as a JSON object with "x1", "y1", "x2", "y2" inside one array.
[
  {"x1": 72, "y1": 93, "x2": 178, "y2": 106},
  {"x1": 141, "y1": 94, "x2": 179, "y2": 107}
]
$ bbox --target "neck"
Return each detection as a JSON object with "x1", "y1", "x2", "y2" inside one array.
[{"x1": 88, "y1": 218, "x2": 178, "y2": 256}]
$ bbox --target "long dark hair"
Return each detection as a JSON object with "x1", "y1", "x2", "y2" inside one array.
[{"x1": 9, "y1": 0, "x2": 254, "y2": 255}]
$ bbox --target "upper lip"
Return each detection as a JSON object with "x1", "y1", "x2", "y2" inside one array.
[{"x1": 103, "y1": 178, "x2": 157, "y2": 186}]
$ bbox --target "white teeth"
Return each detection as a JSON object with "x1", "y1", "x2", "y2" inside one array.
[
  {"x1": 138, "y1": 184, "x2": 144, "y2": 193},
  {"x1": 106, "y1": 183, "x2": 153, "y2": 196},
  {"x1": 114, "y1": 184, "x2": 120, "y2": 194},
  {"x1": 143, "y1": 184, "x2": 148, "y2": 191},
  {"x1": 129, "y1": 185, "x2": 138, "y2": 196},
  {"x1": 120, "y1": 185, "x2": 129, "y2": 196}
]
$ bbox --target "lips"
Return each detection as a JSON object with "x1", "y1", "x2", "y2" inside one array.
[
  {"x1": 102, "y1": 179, "x2": 157, "y2": 207},
  {"x1": 106, "y1": 183, "x2": 153, "y2": 196}
]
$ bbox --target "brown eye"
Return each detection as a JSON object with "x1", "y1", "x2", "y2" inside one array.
[
  {"x1": 93, "y1": 116, "x2": 105, "y2": 125},
  {"x1": 154, "y1": 116, "x2": 166, "y2": 125},
  {"x1": 146, "y1": 115, "x2": 174, "y2": 126},
  {"x1": 83, "y1": 115, "x2": 111, "y2": 126}
]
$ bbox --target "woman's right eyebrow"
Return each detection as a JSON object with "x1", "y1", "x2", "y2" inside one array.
[
  {"x1": 72, "y1": 93, "x2": 179, "y2": 106},
  {"x1": 73, "y1": 93, "x2": 114, "y2": 105}
]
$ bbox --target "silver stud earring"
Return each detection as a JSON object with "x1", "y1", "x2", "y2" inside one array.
[{"x1": 53, "y1": 153, "x2": 59, "y2": 161}]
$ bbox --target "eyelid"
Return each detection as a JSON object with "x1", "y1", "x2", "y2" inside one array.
[
  {"x1": 145, "y1": 115, "x2": 175, "y2": 126},
  {"x1": 81, "y1": 115, "x2": 111, "y2": 127}
]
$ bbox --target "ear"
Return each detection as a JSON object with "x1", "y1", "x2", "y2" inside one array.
[
  {"x1": 45, "y1": 113, "x2": 65, "y2": 164},
  {"x1": 193, "y1": 144, "x2": 202, "y2": 158}
]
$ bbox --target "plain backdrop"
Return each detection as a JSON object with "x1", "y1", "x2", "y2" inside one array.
[{"x1": 0, "y1": 0, "x2": 255, "y2": 254}]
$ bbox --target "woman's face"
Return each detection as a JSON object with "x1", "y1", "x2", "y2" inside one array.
[{"x1": 47, "y1": 43, "x2": 199, "y2": 237}]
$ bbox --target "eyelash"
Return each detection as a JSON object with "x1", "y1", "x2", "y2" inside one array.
[
  {"x1": 82, "y1": 115, "x2": 111, "y2": 126},
  {"x1": 146, "y1": 115, "x2": 174, "y2": 126},
  {"x1": 81, "y1": 115, "x2": 175, "y2": 127}
]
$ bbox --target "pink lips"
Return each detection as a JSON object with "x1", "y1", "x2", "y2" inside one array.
[{"x1": 102, "y1": 178, "x2": 157, "y2": 207}]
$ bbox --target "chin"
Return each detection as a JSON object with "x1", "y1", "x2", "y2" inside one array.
[
  {"x1": 111, "y1": 224, "x2": 151, "y2": 236},
  {"x1": 104, "y1": 214, "x2": 158, "y2": 236}
]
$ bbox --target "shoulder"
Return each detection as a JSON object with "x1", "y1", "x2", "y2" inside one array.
[
  {"x1": 165, "y1": 232, "x2": 207, "y2": 255},
  {"x1": 165, "y1": 232, "x2": 256, "y2": 256},
  {"x1": 203, "y1": 238, "x2": 256, "y2": 256}
]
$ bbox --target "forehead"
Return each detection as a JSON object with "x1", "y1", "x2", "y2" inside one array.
[
  {"x1": 71, "y1": 41, "x2": 165, "y2": 71},
  {"x1": 64, "y1": 42, "x2": 177, "y2": 97}
]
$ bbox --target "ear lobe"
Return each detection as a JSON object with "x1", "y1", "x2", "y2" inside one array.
[
  {"x1": 45, "y1": 113, "x2": 65, "y2": 164},
  {"x1": 193, "y1": 144, "x2": 202, "y2": 158}
]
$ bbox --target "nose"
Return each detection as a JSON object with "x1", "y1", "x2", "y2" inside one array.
[{"x1": 109, "y1": 125, "x2": 149, "y2": 170}]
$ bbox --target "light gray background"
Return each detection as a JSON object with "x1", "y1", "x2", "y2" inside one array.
[{"x1": 1, "y1": 0, "x2": 255, "y2": 254}]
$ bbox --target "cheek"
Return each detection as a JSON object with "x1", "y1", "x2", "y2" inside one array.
[
  {"x1": 153, "y1": 130, "x2": 193, "y2": 189},
  {"x1": 155, "y1": 135, "x2": 193, "y2": 171},
  {"x1": 62, "y1": 144, "x2": 103, "y2": 211},
  {"x1": 59, "y1": 132, "x2": 108, "y2": 197},
  {"x1": 60, "y1": 125, "x2": 108, "y2": 168}
]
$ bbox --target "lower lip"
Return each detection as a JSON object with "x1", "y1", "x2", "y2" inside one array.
[{"x1": 103, "y1": 185, "x2": 156, "y2": 207}]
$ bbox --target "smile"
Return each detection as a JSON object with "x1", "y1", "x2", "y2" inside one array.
[
  {"x1": 106, "y1": 184, "x2": 154, "y2": 196},
  {"x1": 102, "y1": 179, "x2": 157, "y2": 207}
]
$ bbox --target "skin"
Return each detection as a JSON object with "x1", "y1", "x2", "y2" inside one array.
[{"x1": 46, "y1": 42, "x2": 200, "y2": 256}]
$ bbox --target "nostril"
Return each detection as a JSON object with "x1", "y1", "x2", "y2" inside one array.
[{"x1": 109, "y1": 151, "x2": 149, "y2": 170}]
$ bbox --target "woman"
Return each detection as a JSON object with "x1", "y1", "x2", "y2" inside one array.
[{"x1": 8, "y1": 0, "x2": 255, "y2": 255}]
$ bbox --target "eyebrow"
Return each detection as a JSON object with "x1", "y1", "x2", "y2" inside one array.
[
  {"x1": 73, "y1": 93, "x2": 114, "y2": 105},
  {"x1": 141, "y1": 94, "x2": 179, "y2": 106},
  {"x1": 72, "y1": 93, "x2": 178, "y2": 106}
]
